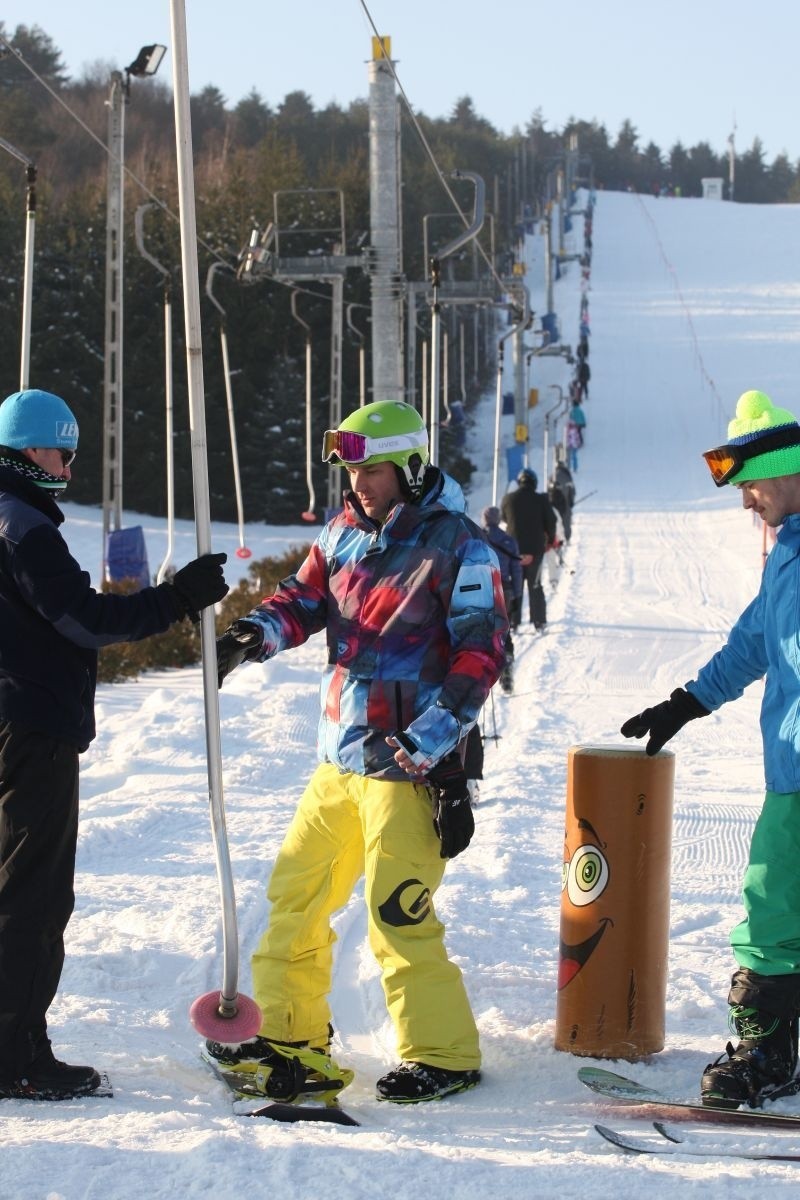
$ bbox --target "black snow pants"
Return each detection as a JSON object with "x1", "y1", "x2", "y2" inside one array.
[{"x1": 0, "y1": 722, "x2": 79, "y2": 1079}]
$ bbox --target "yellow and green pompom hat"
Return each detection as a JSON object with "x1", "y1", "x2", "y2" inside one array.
[{"x1": 702, "y1": 390, "x2": 800, "y2": 486}]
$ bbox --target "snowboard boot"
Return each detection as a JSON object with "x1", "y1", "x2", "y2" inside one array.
[
  {"x1": 376, "y1": 1061, "x2": 481, "y2": 1103},
  {"x1": 701, "y1": 1006, "x2": 799, "y2": 1109},
  {"x1": 205, "y1": 1030, "x2": 353, "y2": 1103},
  {"x1": 0, "y1": 1040, "x2": 101, "y2": 1101}
]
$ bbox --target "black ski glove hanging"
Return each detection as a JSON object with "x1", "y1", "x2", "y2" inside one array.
[{"x1": 426, "y1": 751, "x2": 475, "y2": 860}]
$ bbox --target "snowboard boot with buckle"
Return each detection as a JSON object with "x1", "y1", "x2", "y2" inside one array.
[
  {"x1": 205, "y1": 1029, "x2": 353, "y2": 1103},
  {"x1": 701, "y1": 1005, "x2": 799, "y2": 1109}
]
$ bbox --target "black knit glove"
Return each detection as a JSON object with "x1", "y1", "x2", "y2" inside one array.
[
  {"x1": 426, "y1": 751, "x2": 475, "y2": 860},
  {"x1": 216, "y1": 620, "x2": 262, "y2": 688},
  {"x1": 166, "y1": 553, "x2": 228, "y2": 622},
  {"x1": 620, "y1": 687, "x2": 710, "y2": 756}
]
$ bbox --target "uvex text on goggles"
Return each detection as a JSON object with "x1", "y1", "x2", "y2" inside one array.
[
  {"x1": 321, "y1": 428, "x2": 428, "y2": 465},
  {"x1": 702, "y1": 425, "x2": 800, "y2": 487}
]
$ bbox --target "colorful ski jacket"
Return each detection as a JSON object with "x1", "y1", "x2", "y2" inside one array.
[
  {"x1": 688, "y1": 512, "x2": 800, "y2": 792},
  {"x1": 245, "y1": 469, "x2": 508, "y2": 779},
  {"x1": 0, "y1": 466, "x2": 177, "y2": 750}
]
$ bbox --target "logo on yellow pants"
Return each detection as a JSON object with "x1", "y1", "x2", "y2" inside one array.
[{"x1": 378, "y1": 878, "x2": 432, "y2": 927}]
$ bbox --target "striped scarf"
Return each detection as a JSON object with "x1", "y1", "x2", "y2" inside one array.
[{"x1": 0, "y1": 451, "x2": 68, "y2": 492}]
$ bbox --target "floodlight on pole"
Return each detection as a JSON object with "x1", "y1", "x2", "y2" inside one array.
[
  {"x1": 126, "y1": 44, "x2": 167, "y2": 78},
  {"x1": 101, "y1": 43, "x2": 165, "y2": 580}
]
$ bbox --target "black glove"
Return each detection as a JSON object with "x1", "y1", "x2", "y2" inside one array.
[
  {"x1": 216, "y1": 620, "x2": 262, "y2": 688},
  {"x1": 426, "y1": 751, "x2": 475, "y2": 860},
  {"x1": 620, "y1": 687, "x2": 710, "y2": 756},
  {"x1": 167, "y1": 552, "x2": 229, "y2": 622},
  {"x1": 508, "y1": 596, "x2": 522, "y2": 630}
]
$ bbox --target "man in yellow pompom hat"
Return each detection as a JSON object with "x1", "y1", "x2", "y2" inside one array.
[{"x1": 620, "y1": 389, "x2": 800, "y2": 1110}]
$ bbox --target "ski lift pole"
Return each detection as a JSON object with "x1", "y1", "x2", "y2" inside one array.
[
  {"x1": 346, "y1": 303, "x2": 366, "y2": 407},
  {"x1": 429, "y1": 258, "x2": 442, "y2": 464},
  {"x1": 492, "y1": 307, "x2": 528, "y2": 506},
  {"x1": 170, "y1": 0, "x2": 260, "y2": 1043},
  {"x1": 290, "y1": 290, "x2": 317, "y2": 522},
  {"x1": 206, "y1": 263, "x2": 251, "y2": 557},
  {"x1": 0, "y1": 138, "x2": 36, "y2": 390},
  {"x1": 134, "y1": 203, "x2": 175, "y2": 584}
]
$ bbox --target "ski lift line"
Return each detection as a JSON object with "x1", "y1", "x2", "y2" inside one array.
[
  {"x1": 0, "y1": 135, "x2": 34, "y2": 167},
  {"x1": 134, "y1": 202, "x2": 171, "y2": 279},
  {"x1": 357, "y1": 0, "x2": 506, "y2": 295},
  {"x1": 633, "y1": 192, "x2": 725, "y2": 427},
  {"x1": 134, "y1": 202, "x2": 176, "y2": 585},
  {"x1": 206, "y1": 263, "x2": 252, "y2": 557},
  {"x1": 291, "y1": 291, "x2": 318, "y2": 523}
]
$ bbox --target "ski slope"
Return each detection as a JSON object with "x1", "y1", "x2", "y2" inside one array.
[{"x1": 9, "y1": 189, "x2": 800, "y2": 1196}]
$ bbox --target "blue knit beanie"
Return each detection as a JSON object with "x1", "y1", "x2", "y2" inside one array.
[{"x1": 0, "y1": 389, "x2": 79, "y2": 451}]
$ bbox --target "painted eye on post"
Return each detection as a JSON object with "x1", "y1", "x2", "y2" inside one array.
[{"x1": 565, "y1": 845, "x2": 609, "y2": 907}]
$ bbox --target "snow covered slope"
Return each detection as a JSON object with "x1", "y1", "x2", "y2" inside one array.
[{"x1": 9, "y1": 190, "x2": 800, "y2": 1197}]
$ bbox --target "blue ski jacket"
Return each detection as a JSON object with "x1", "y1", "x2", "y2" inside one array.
[
  {"x1": 688, "y1": 512, "x2": 800, "y2": 792},
  {"x1": 0, "y1": 466, "x2": 178, "y2": 750}
]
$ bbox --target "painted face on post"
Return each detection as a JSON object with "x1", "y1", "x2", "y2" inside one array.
[{"x1": 559, "y1": 817, "x2": 611, "y2": 990}]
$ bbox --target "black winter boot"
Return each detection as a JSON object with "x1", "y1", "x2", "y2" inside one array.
[
  {"x1": 701, "y1": 1006, "x2": 799, "y2": 1109},
  {"x1": 0, "y1": 1039, "x2": 101, "y2": 1101}
]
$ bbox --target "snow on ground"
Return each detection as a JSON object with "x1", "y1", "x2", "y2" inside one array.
[{"x1": 8, "y1": 189, "x2": 800, "y2": 1197}]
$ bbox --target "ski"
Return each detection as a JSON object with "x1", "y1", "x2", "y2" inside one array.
[
  {"x1": 594, "y1": 1121, "x2": 800, "y2": 1162},
  {"x1": 578, "y1": 1066, "x2": 800, "y2": 1127},
  {"x1": 200, "y1": 1050, "x2": 359, "y2": 1127}
]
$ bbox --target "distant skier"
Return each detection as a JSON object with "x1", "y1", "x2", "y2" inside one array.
[
  {"x1": 211, "y1": 401, "x2": 507, "y2": 1105},
  {"x1": 576, "y1": 358, "x2": 591, "y2": 400},
  {"x1": 501, "y1": 468, "x2": 557, "y2": 633},
  {"x1": 0, "y1": 389, "x2": 229, "y2": 1101},
  {"x1": 480, "y1": 505, "x2": 523, "y2": 692},
  {"x1": 621, "y1": 388, "x2": 800, "y2": 1110}
]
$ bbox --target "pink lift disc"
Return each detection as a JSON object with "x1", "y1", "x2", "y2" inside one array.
[
  {"x1": 189, "y1": 990, "x2": 262, "y2": 1042},
  {"x1": 301, "y1": 511, "x2": 317, "y2": 523},
  {"x1": 235, "y1": 546, "x2": 252, "y2": 559}
]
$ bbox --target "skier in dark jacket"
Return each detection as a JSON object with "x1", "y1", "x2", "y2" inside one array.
[
  {"x1": 0, "y1": 388, "x2": 229, "y2": 1101},
  {"x1": 500, "y1": 468, "x2": 557, "y2": 632},
  {"x1": 481, "y1": 505, "x2": 522, "y2": 692}
]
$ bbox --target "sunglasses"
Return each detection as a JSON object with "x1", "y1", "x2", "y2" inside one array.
[
  {"x1": 702, "y1": 425, "x2": 800, "y2": 487},
  {"x1": 59, "y1": 448, "x2": 77, "y2": 467},
  {"x1": 321, "y1": 428, "x2": 427, "y2": 465}
]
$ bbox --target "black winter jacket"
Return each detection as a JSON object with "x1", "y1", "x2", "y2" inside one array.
[
  {"x1": 0, "y1": 467, "x2": 178, "y2": 750},
  {"x1": 500, "y1": 482, "x2": 557, "y2": 557}
]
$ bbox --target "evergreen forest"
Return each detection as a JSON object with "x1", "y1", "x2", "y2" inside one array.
[{"x1": 1, "y1": 22, "x2": 797, "y2": 523}]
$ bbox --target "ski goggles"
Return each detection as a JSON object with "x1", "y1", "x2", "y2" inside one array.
[
  {"x1": 702, "y1": 425, "x2": 800, "y2": 486},
  {"x1": 321, "y1": 427, "x2": 428, "y2": 465}
]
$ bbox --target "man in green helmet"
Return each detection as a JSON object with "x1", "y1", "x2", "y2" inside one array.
[
  {"x1": 209, "y1": 400, "x2": 508, "y2": 1105},
  {"x1": 622, "y1": 389, "x2": 800, "y2": 1110}
]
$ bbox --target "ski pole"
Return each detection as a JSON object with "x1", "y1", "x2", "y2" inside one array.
[{"x1": 170, "y1": 0, "x2": 260, "y2": 1044}]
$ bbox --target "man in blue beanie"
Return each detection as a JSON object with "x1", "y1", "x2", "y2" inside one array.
[
  {"x1": 621, "y1": 389, "x2": 800, "y2": 1111},
  {"x1": 0, "y1": 389, "x2": 229, "y2": 1100}
]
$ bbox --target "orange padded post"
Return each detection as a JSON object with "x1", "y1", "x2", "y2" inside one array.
[{"x1": 555, "y1": 745, "x2": 675, "y2": 1059}]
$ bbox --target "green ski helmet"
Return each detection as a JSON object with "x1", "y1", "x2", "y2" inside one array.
[{"x1": 322, "y1": 400, "x2": 429, "y2": 497}]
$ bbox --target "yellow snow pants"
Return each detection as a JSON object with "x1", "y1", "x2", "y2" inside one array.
[{"x1": 251, "y1": 762, "x2": 480, "y2": 1071}]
